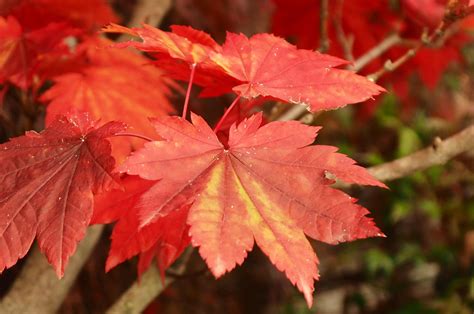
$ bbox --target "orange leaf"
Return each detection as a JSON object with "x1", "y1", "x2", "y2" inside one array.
[
  {"x1": 211, "y1": 33, "x2": 385, "y2": 111},
  {"x1": 119, "y1": 113, "x2": 385, "y2": 306},
  {"x1": 104, "y1": 23, "x2": 218, "y2": 64},
  {"x1": 0, "y1": 15, "x2": 72, "y2": 89},
  {"x1": 40, "y1": 37, "x2": 174, "y2": 160}
]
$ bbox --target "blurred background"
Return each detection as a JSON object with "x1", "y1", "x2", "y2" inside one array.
[{"x1": 1, "y1": 0, "x2": 473, "y2": 313}]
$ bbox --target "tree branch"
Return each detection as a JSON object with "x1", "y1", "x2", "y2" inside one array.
[
  {"x1": 368, "y1": 124, "x2": 474, "y2": 182},
  {"x1": 366, "y1": 2, "x2": 466, "y2": 83},
  {"x1": 106, "y1": 266, "x2": 173, "y2": 314},
  {"x1": 275, "y1": 1, "x2": 470, "y2": 121},
  {"x1": 126, "y1": 0, "x2": 172, "y2": 27},
  {"x1": 333, "y1": 0, "x2": 354, "y2": 62},
  {"x1": 118, "y1": 0, "x2": 173, "y2": 41},
  {"x1": 318, "y1": 0, "x2": 330, "y2": 53},
  {"x1": 276, "y1": 103, "x2": 309, "y2": 121},
  {"x1": 0, "y1": 226, "x2": 104, "y2": 314},
  {"x1": 352, "y1": 33, "x2": 402, "y2": 72},
  {"x1": 106, "y1": 247, "x2": 193, "y2": 314}
]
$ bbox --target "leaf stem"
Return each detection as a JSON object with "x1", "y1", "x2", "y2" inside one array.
[
  {"x1": 182, "y1": 63, "x2": 197, "y2": 119},
  {"x1": 114, "y1": 132, "x2": 153, "y2": 142},
  {"x1": 213, "y1": 94, "x2": 242, "y2": 133}
]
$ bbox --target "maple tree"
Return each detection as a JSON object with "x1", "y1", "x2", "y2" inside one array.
[{"x1": 0, "y1": 0, "x2": 473, "y2": 312}]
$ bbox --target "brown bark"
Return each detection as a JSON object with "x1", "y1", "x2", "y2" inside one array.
[{"x1": 0, "y1": 226, "x2": 103, "y2": 314}]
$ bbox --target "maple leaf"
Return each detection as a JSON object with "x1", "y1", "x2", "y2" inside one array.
[
  {"x1": 103, "y1": 23, "x2": 219, "y2": 64},
  {"x1": 106, "y1": 23, "x2": 385, "y2": 109},
  {"x1": 104, "y1": 23, "x2": 384, "y2": 110},
  {"x1": 0, "y1": 15, "x2": 73, "y2": 89},
  {"x1": 103, "y1": 23, "x2": 238, "y2": 97},
  {"x1": 153, "y1": 56, "x2": 241, "y2": 97},
  {"x1": 0, "y1": 113, "x2": 124, "y2": 276},
  {"x1": 92, "y1": 176, "x2": 190, "y2": 278},
  {"x1": 91, "y1": 175, "x2": 154, "y2": 225},
  {"x1": 403, "y1": 0, "x2": 474, "y2": 27},
  {"x1": 100, "y1": 186, "x2": 190, "y2": 278},
  {"x1": 40, "y1": 37, "x2": 174, "y2": 161},
  {"x1": 210, "y1": 33, "x2": 385, "y2": 111},
  {"x1": 137, "y1": 205, "x2": 190, "y2": 280},
  {"x1": 5, "y1": 0, "x2": 118, "y2": 32},
  {"x1": 119, "y1": 112, "x2": 385, "y2": 306},
  {"x1": 402, "y1": 0, "x2": 447, "y2": 28}
]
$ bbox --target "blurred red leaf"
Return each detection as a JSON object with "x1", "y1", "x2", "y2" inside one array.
[
  {"x1": 40, "y1": 37, "x2": 174, "y2": 161},
  {"x1": 0, "y1": 15, "x2": 72, "y2": 89},
  {"x1": 4, "y1": 0, "x2": 117, "y2": 32}
]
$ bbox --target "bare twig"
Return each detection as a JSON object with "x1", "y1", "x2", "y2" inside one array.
[
  {"x1": 275, "y1": 0, "x2": 471, "y2": 122},
  {"x1": 106, "y1": 266, "x2": 172, "y2": 314},
  {"x1": 318, "y1": 0, "x2": 330, "y2": 53},
  {"x1": 368, "y1": 125, "x2": 474, "y2": 182},
  {"x1": 277, "y1": 104, "x2": 309, "y2": 121},
  {"x1": 0, "y1": 226, "x2": 104, "y2": 314},
  {"x1": 106, "y1": 247, "x2": 193, "y2": 314},
  {"x1": 366, "y1": 29, "x2": 427, "y2": 82},
  {"x1": 127, "y1": 0, "x2": 172, "y2": 27},
  {"x1": 333, "y1": 0, "x2": 354, "y2": 62},
  {"x1": 352, "y1": 33, "x2": 402, "y2": 72},
  {"x1": 280, "y1": 32, "x2": 402, "y2": 125},
  {"x1": 366, "y1": 2, "x2": 466, "y2": 83}
]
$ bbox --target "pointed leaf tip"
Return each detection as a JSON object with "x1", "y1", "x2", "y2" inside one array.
[
  {"x1": 211, "y1": 33, "x2": 385, "y2": 111},
  {"x1": 117, "y1": 113, "x2": 384, "y2": 305},
  {"x1": 0, "y1": 113, "x2": 123, "y2": 274}
]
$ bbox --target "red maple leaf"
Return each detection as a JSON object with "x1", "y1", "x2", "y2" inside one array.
[
  {"x1": 402, "y1": 0, "x2": 447, "y2": 28},
  {"x1": 92, "y1": 176, "x2": 190, "y2": 278},
  {"x1": 0, "y1": 15, "x2": 73, "y2": 89},
  {"x1": 403, "y1": 0, "x2": 474, "y2": 27},
  {"x1": 4, "y1": 0, "x2": 117, "y2": 32},
  {"x1": 118, "y1": 112, "x2": 386, "y2": 306},
  {"x1": 40, "y1": 37, "x2": 174, "y2": 161},
  {"x1": 105, "y1": 23, "x2": 384, "y2": 109},
  {"x1": 136, "y1": 205, "x2": 190, "y2": 280},
  {"x1": 103, "y1": 23, "x2": 219, "y2": 64},
  {"x1": 103, "y1": 23, "x2": 237, "y2": 97},
  {"x1": 0, "y1": 113, "x2": 124, "y2": 276},
  {"x1": 210, "y1": 33, "x2": 385, "y2": 111},
  {"x1": 91, "y1": 175, "x2": 154, "y2": 225},
  {"x1": 91, "y1": 176, "x2": 190, "y2": 280}
]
